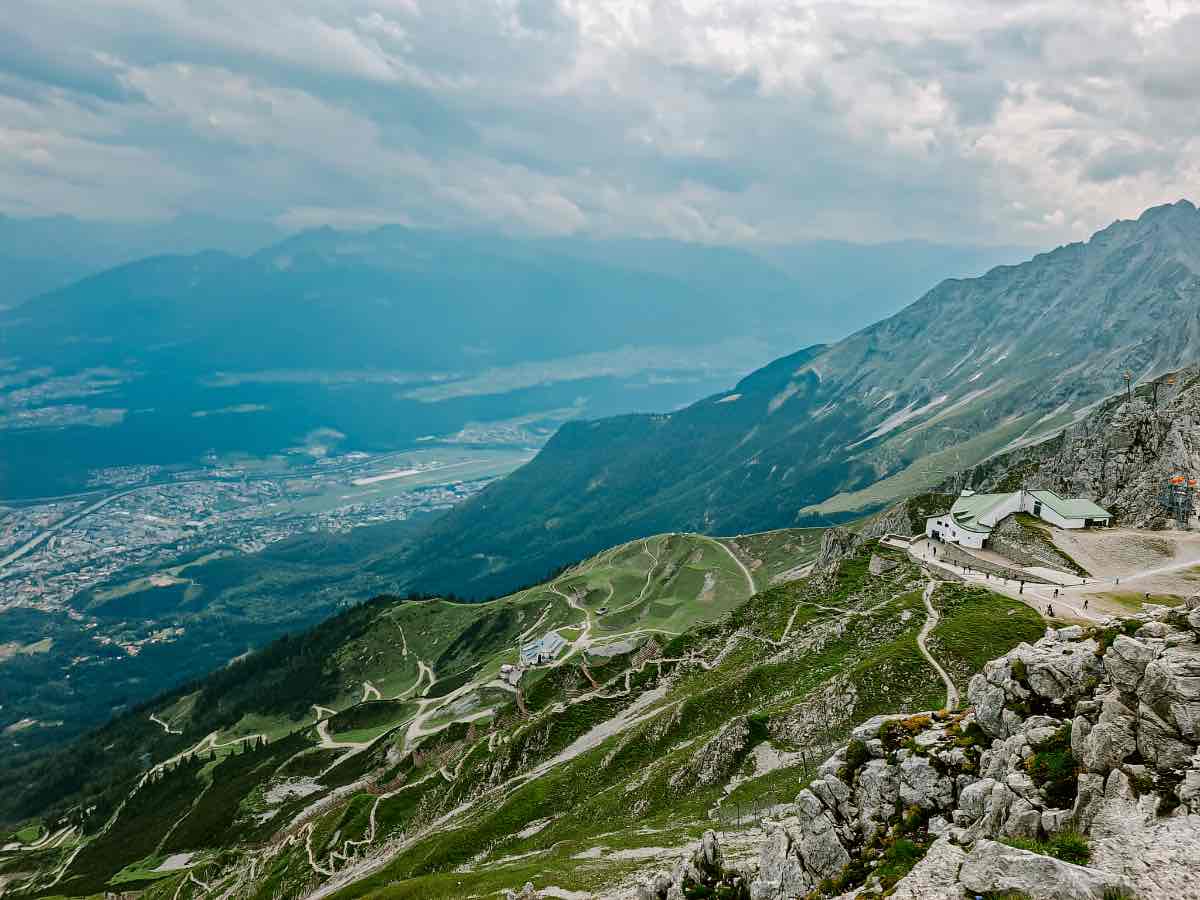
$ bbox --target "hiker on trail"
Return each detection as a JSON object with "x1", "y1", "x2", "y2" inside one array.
[
  {"x1": 1019, "y1": 581, "x2": 1024, "y2": 594},
  {"x1": 1048, "y1": 604, "x2": 1055, "y2": 617},
  {"x1": 1084, "y1": 598, "x2": 1089, "y2": 610}
]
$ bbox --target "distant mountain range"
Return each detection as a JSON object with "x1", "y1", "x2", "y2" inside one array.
[
  {"x1": 0, "y1": 221, "x2": 1025, "y2": 497},
  {"x1": 393, "y1": 200, "x2": 1200, "y2": 597},
  {"x1": 0, "y1": 214, "x2": 285, "y2": 309}
]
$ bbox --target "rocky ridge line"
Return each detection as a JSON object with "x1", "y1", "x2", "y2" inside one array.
[{"x1": 637, "y1": 596, "x2": 1200, "y2": 900}]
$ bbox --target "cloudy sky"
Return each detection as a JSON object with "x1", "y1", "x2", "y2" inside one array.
[{"x1": 1, "y1": 0, "x2": 1197, "y2": 245}]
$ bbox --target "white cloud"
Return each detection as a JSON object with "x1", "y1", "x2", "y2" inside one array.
[{"x1": 0, "y1": 0, "x2": 1197, "y2": 244}]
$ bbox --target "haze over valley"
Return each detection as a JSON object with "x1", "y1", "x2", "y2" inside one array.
[{"x1": 4, "y1": 3, "x2": 1200, "y2": 899}]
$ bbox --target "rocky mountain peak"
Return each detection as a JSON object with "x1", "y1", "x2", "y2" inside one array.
[{"x1": 1136, "y1": 198, "x2": 1198, "y2": 222}]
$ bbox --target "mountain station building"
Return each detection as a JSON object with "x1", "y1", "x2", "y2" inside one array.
[{"x1": 925, "y1": 489, "x2": 1112, "y2": 549}]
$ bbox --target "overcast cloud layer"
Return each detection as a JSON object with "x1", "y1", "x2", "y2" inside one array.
[{"x1": 2, "y1": 0, "x2": 1197, "y2": 245}]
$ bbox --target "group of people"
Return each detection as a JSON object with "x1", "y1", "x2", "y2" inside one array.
[{"x1": 922, "y1": 539, "x2": 1105, "y2": 619}]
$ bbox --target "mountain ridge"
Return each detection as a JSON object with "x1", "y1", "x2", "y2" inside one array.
[{"x1": 389, "y1": 200, "x2": 1200, "y2": 599}]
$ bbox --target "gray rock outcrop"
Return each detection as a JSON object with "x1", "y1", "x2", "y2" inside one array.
[
  {"x1": 639, "y1": 830, "x2": 747, "y2": 900},
  {"x1": 966, "y1": 360, "x2": 1200, "y2": 527},
  {"x1": 735, "y1": 604, "x2": 1200, "y2": 900},
  {"x1": 959, "y1": 839, "x2": 1135, "y2": 900}
]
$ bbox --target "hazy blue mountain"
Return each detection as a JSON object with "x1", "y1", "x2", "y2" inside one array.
[
  {"x1": 0, "y1": 224, "x2": 1027, "y2": 497},
  {"x1": 749, "y1": 238, "x2": 1036, "y2": 333},
  {"x1": 0, "y1": 213, "x2": 285, "y2": 308},
  {"x1": 390, "y1": 200, "x2": 1200, "y2": 598}
]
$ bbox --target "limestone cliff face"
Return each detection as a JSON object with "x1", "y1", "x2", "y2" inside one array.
[
  {"x1": 641, "y1": 599, "x2": 1200, "y2": 900},
  {"x1": 1033, "y1": 373, "x2": 1200, "y2": 526},
  {"x1": 811, "y1": 528, "x2": 864, "y2": 579},
  {"x1": 971, "y1": 364, "x2": 1200, "y2": 527}
]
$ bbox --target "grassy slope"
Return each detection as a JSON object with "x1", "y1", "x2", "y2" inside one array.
[
  {"x1": 5, "y1": 535, "x2": 1043, "y2": 900},
  {"x1": 1, "y1": 530, "x2": 810, "y2": 886},
  {"x1": 316, "y1": 546, "x2": 1040, "y2": 899}
]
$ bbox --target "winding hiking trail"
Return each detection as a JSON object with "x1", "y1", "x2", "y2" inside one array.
[
  {"x1": 316, "y1": 718, "x2": 363, "y2": 750},
  {"x1": 917, "y1": 580, "x2": 959, "y2": 711},
  {"x1": 395, "y1": 661, "x2": 434, "y2": 700},
  {"x1": 710, "y1": 537, "x2": 757, "y2": 596},
  {"x1": 150, "y1": 712, "x2": 182, "y2": 735}
]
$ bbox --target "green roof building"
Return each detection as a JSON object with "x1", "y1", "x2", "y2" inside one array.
[{"x1": 925, "y1": 489, "x2": 1112, "y2": 549}]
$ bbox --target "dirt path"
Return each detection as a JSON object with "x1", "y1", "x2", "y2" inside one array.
[
  {"x1": 388, "y1": 618, "x2": 409, "y2": 657},
  {"x1": 708, "y1": 536, "x2": 757, "y2": 596},
  {"x1": 149, "y1": 713, "x2": 182, "y2": 735},
  {"x1": 361, "y1": 681, "x2": 381, "y2": 702},
  {"x1": 395, "y1": 661, "x2": 435, "y2": 700},
  {"x1": 635, "y1": 538, "x2": 663, "y2": 604},
  {"x1": 549, "y1": 582, "x2": 593, "y2": 663},
  {"x1": 917, "y1": 580, "x2": 959, "y2": 711},
  {"x1": 779, "y1": 604, "x2": 802, "y2": 643},
  {"x1": 316, "y1": 719, "x2": 363, "y2": 750}
]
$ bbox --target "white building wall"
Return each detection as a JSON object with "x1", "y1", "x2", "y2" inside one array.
[{"x1": 925, "y1": 515, "x2": 987, "y2": 549}]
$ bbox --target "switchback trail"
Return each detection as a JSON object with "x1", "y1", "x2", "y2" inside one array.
[{"x1": 917, "y1": 580, "x2": 959, "y2": 711}]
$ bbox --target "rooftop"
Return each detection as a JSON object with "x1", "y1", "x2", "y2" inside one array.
[
  {"x1": 1029, "y1": 490, "x2": 1112, "y2": 520},
  {"x1": 927, "y1": 488, "x2": 1113, "y2": 534},
  {"x1": 949, "y1": 492, "x2": 1013, "y2": 533}
]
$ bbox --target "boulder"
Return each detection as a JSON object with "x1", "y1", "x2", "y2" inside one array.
[
  {"x1": 1140, "y1": 645, "x2": 1200, "y2": 740},
  {"x1": 1103, "y1": 635, "x2": 1156, "y2": 694},
  {"x1": 1041, "y1": 807, "x2": 1072, "y2": 834},
  {"x1": 1018, "y1": 641, "x2": 1102, "y2": 703},
  {"x1": 897, "y1": 754, "x2": 953, "y2": 811},
  {"x1": 969, "y1": 639, "x2": 1102, "y2": 739},
  {"x1": 978, "y1": 781, "x2": 1016, "y2": 838},
  {"x1": 749, "y1": 824, "x2": 811, "y2": 900},
  {"x1": 1090, "y1": 789, "x2": 1200, "y2": 899},
  {"x1": 855, "y1": 759, "x2": 899, "y2": 839},
  {"x1": 1137, "y1": 702, "x2": 1195, "y2": 773},
  {"x1": 959, "y1": 839, "x2": 1136, "y2": 900},
  {"x1": 1071, "y1": 773, "x2": 1106, "y2": 833},
  {"x1": 957, "y1": 778, "x2": 996, "y2": 823},
  {"x1": 885, "y1": 836, "x2": 966, "y2": 900},
  {"x1": 1000, "y1": 797, "x2": 1042, "y2": 839},
  {"x1": 647, "y1": 830, "x2": 746, "y2": 900},
  {"x1": 969, "y1": 672, "x2": 1022, "y2": 739},
  {"x1": 868, "y1": 553, "x2": 899, "y2": 576},
  {"x1": 1080, "y1": 696, "x2": 1137, "y2": 774},
  {"x1": 1004, "y1": 770, "x2": 1039, "y2": 803},
  {"x1": 669, "y1": 829, "x2": 724, "y2": 887},
  {"x1": 1071, "y1": 714, "x2": 1092, "y2": 761},
  {"x1": 1177, "y1": 768, "x2": 1200, "y2": 814},
  {"x1": 793, "y1": 791, "x2": 852, "y2": 881},
  {"x1": 809, "y1": 772, "x2": 852, "y2": 820}
]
